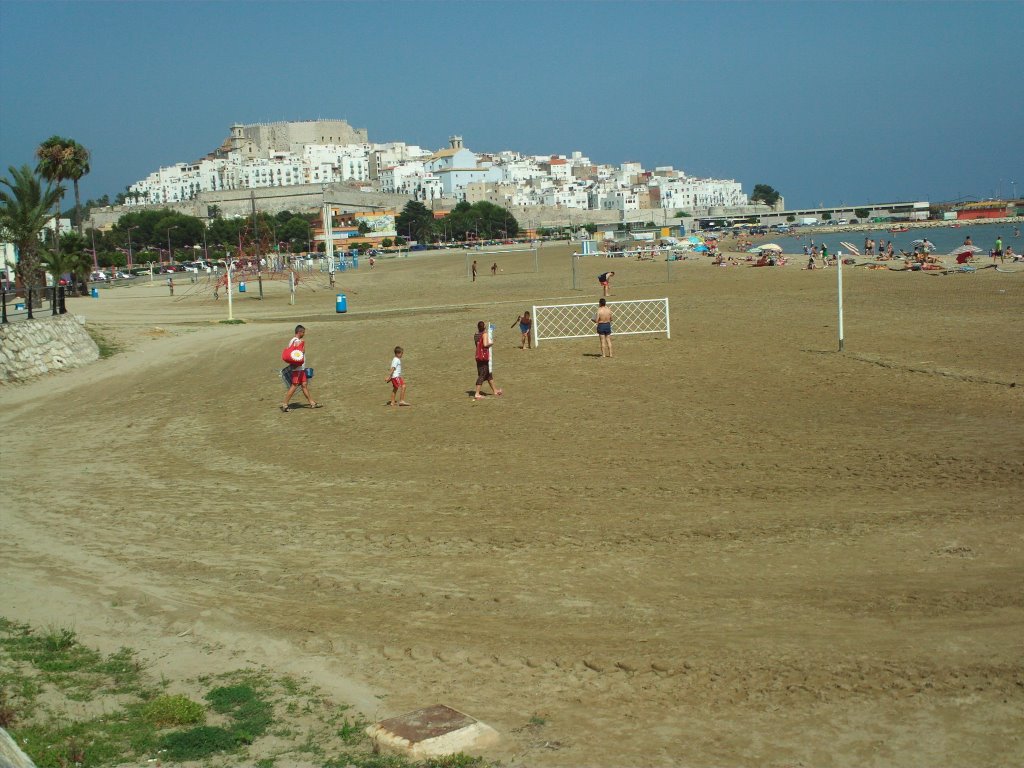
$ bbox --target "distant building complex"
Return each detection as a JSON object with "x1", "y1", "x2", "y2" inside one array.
[{"x1": 126, "y1": 120, "x2": 749, "y2": 215}]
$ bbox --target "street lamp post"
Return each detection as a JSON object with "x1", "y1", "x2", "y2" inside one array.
[
  {"x1": 166, "y1": 226, "x2": 177, "y2": 267},
  {"x1": 126, "y1": 226, "x2": 138, "y2": 270}
]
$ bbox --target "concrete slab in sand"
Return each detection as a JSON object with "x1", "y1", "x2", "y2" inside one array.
[{"x1": 366, "y1": 704, "x2": 499, "y2": 759}]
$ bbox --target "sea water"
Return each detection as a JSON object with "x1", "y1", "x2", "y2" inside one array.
[{"x1": 760, "y1": 220, "x2": 1020, "y2": 256}]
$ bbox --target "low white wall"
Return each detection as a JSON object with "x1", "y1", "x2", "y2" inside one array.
[{"x1": 0, "y1": 314, "x2": 100, "y2": 383}]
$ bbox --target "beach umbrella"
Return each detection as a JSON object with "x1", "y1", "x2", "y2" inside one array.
[
  {"x1": 756, "y1": 243, "x2": 783, "y2": 252},
  {"x1": 947, "y1": 244, "x2": 982, "y2": 256}
]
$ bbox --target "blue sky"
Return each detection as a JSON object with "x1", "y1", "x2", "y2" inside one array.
[{"x1": 1, "y1": 0, "x2": 1021, "y2": 209}]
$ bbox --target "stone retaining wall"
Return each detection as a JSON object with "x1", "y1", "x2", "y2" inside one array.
[{"x1": 0, "y1": 314, "x2": 100, "y2": 383}]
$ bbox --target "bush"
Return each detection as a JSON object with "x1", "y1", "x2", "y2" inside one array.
[{"x1": 142, "y1": 694, "x2": 205, "y2": 727}]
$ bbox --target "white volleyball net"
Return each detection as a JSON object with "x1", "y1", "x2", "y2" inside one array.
[{"x1": 531, "y1": 298, "x2": 670, "y2": 346}]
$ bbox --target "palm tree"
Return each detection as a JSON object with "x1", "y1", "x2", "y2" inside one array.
[
  {"x1": 35, "y1": 135, "x2": 76, "y2": 255},
  {"x1": 40, "y1": 248, "x2": 78, "y2": 298},
  {"x1": 0, "y1": 164, "x2": 64, "y2": 301},
  {"x1": 66, "y1": 140, "x2": 91, "y2": 235},
  {"x1": 58, "y1": 230, "x2": 91, "y2": 295}
]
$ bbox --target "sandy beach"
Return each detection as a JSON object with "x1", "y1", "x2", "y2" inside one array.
[{"x1": 2, "y1": 244, "x2": 1022, "y2": 766}]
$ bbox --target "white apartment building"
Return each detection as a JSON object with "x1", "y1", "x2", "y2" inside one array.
[
  {"x1": 651, "y1": 176, "x2": 747, "y2": 209},
  {"x1": 303, "y1": 144, "x2": 370, "y2": 184},
  {"x1": 237, "y1": 152, "x2": 304, "y2": 190},
  {"x1": 125, "y1": 121, "x2": 751, "y2": 214},
  {"x1": 541, "y1": 185, "x2": 591, "y2": 209}
]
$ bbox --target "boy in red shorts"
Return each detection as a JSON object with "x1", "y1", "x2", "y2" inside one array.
[
  {"x1": 281, "y1": 324, "x2": 321, "y2": 412},
  {"x1": 386, "y1": 346, "x2": 410, "y2": 406}
]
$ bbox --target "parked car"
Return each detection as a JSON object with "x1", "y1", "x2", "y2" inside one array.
[
  {"x1": 115, "y1": 271, "x2": 133, "y2": 279},
  {"x1": 90, "y1": 271, "x2": 108, "y2": 281}
]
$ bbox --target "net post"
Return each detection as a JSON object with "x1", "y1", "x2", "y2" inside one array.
[
  {"x1": 837, "y1": 248, "x2": 845, "y2": 352},
  {"x1": 532, "y1": 304, "x2": 539, "y2": 347},
  {"x1": 488, "y1": 321, "x2": 494, "y2": 374},
  {"x1": 534, "y1": 244, "x2": 539, "y2": 273},
  {"x1": 664, "y1": 298, "x2": 671, "y2": 339}
]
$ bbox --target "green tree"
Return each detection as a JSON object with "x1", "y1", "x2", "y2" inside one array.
[
  {"x1": 59, "y1": 231, "x2": 91, "y2": 294},
  {"x1": 0, "y1": 164, "x2": 64, "y2": 300},
  {"x1": 750, "y1": 184, "x2": 781, "y2": 207},
  {"x1": 821, "y1": 211, "x2": 832, "y2": 221},
  {"x1": 396, "y1": 201, "x2": 434, "y2": 243},
  {"x1": 786, "y1": 214, "x2": 795, "y2": 223},
  {"x1": 279, "y1": 215, "x2": 313, "y2": 252},
  {"x1": 65, "y1": 140, "x2": 91, "y2": 235},
  {"x1": 855, "y1": 208, "x2": 870, "y2": 220},
  {"x1": 40, "y1": 248, "x2": 79, "y2": 294},
  {"x1": 36, "y1": 135, "x2": 78, "y2": 256}
]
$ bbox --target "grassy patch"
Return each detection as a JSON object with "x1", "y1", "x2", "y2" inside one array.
[
  {"x1": 84, "y1": 325, "x2": 121, "y2": 357},
  {"x1": 219, "y1": 318, "x2": 246, "y2": 324},
  {"x1": 1, "y1": 617, "x2": 499, "y2": 768}
]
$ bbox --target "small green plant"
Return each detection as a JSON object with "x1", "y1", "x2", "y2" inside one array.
[
  {"x1": 205, "y1": 682, "x2": 273, "y2": 743},
  {"x1": 421, "y1": 754, "x2": 489, "y2": 768},
  {"x1": 337, "y1": 714, "x2": 369, "y2": 744},
  {"x1": 219, "y1": 318, "x2": 245, "y2": 324},
  {"x1": 141, "y1": 694, "x2": 205, "y2": 727},
  {"x1": 158, "y1": 725, "x2": 238, "y2": 760},
  {"x1": 528, "y1": 714, "x2": 547, "y2": 726},
  {"x1": 41, "y1": 626, "x2": 77, "y2": 653}
]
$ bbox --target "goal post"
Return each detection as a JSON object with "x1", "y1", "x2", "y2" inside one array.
[
  {"x1": 465, "y1": 244, "x2": 540, "y2": 277},
  {"x1": 531, "y1": 298, "x2": 670, "y2": 346}
]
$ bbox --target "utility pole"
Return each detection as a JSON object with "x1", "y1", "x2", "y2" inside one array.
[{"x1": 250, "y1": 191, "x2": 260, "y2": 268}]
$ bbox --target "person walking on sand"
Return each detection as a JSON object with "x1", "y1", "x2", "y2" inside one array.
[
  {"x1": 511, "y1": 310, "x2": 532, "y2": 349},
  {"x1": 994, "y1": 236, "x2": 1004, "y2": 263},
  {"x1": 598, "y1": 270, "x2": 614, "y2": 297},
  {"x1": 167, "y1": 276, "x2": 174, "y2": 296},
  {"x1": 281, "y1": 324, "x2": 321, "y2": 412},
  {"x1": 491, "y1": 262, "x2": 498, "y2": 276},
  {"x1": 473, "y1": 320, "x2": 502, "y2": 399},
  {"x1": 471, "y1": 260, "x2": 478, "y2": 282},
  {"x1": 386, "y1": 346, "x2": 410, "y2": 406},
  {"x1": 594, "y1": 298, "x2": 613, "y2": 358}
]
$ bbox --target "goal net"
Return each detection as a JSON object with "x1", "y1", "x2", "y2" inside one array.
[{"x1": 531, "y1": 298, "x2": 670, "y2": 346}]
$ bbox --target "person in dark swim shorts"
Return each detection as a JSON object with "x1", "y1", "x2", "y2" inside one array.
[{"x1": 594, "y1": 298, "x2": 613, "y2": 358}]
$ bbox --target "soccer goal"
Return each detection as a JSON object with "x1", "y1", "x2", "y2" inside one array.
[
  {"x1": 531, "y1": 298, "x2": 670, "y2": 346},
  {"x1": 466, "y1": 244, "x2": 540, "y2": 277}
]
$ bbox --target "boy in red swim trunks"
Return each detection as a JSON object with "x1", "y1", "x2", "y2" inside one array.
[
  {"x1": 281, "y1": 324, "x2": 320, "y2": 412},
  {"x1": 386, "y1": 346, "x2": 410, "y2": 406}
]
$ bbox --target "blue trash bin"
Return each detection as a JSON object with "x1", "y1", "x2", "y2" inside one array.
[
  {"x1": 338, "y1": 259, "x2": 347, "y2": 272},
  {"x1": 90, "y1": 288, "x2": 99, "y2": 298},
  {"x1": 352, "y1": 255, "x2": 359, "y2": 269},
  {"x1": 336, "y1": 293, "x2": 347, "y2": 313},
  {"x1": 239, "y1": 281, "x2": 246, "y2": 293}
]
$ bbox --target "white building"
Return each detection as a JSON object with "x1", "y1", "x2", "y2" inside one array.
[{"x1": 124, "y1": 120, "x2": 751, "y2": 215}]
